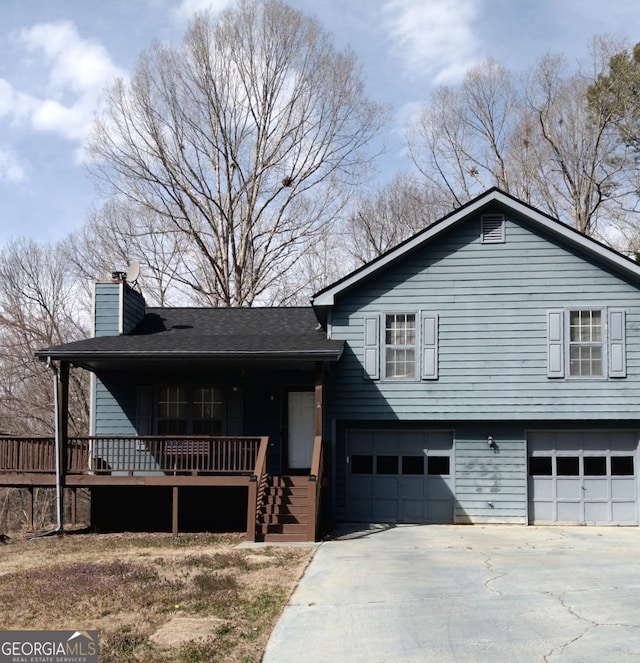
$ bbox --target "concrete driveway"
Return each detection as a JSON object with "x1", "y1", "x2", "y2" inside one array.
[{"x1": 262, "y1": 524, "x2": 640, "y2": 663}]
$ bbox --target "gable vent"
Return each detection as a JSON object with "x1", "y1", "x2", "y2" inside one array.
[{"x1": 481, "y1": 214, "x2": 505, "y2": 243}]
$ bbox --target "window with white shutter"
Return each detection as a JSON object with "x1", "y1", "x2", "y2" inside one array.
[{"x1": 546, "y1": 308, "x2": 626, "y2": 379}]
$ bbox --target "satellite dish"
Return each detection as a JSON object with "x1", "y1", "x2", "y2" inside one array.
[{"x1": 126, "y1": 260, "x2": 140, "y2": 284}]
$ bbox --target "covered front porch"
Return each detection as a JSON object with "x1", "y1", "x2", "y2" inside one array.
[
  {"x1": 0, "y1": 432, "x2": 325, "y2": 540},
  {"x1": 24, "y1": 283, "x2": 342, "y2": 540}
]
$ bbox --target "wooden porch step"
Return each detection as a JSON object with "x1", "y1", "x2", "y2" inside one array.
[
  {"x1": 264, "y1": 486, "x2": 310, "y2": 498},
  {"x1": 261, "y1": 503, "x2": 309, "y2": 516},
  {"x1": 254, "y1": 475, "x2": 315, "y2": 542},
  {"x1": 268, "y1": 475, "x2": 311, "y2": 487},
  {"x1": 259, "y1": 532, "x2": 313, "y2": 543},
  {"x1": 255, "y1": 523, "x2": 310, "y2": 541},
  {"x1": 258, "y1": 513, "x2": 308, "y2": 526}
]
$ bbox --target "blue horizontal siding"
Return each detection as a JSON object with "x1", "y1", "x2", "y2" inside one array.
[
  {"x1": 123, "y1": 286, "x2": 146, "y2": 334},
  {"x1": 94, "y1": 377, "x2": 137, "y2": 436},
  {"x1": 327, "y1": 208, "x2": 640, "y2": 421},
  {"x1": 94, "y1": 282, "x2": 122, "y2": 337}
]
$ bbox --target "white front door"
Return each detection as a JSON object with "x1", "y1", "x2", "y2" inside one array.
[{"x1": 288, "y1": 391, "x2": 315, "y2": 469}]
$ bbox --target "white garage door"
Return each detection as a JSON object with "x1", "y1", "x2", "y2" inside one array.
[
  {"x1": 346, "y1": 430, "x2": 454, "y2": 523},
  {"x1": 528, "y1": 431, "x2": 638, "y2": 525}
]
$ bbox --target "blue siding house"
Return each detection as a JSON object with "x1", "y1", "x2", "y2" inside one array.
[{"x1": 30, "y1": 189, "x2": 640, "y2": 536}]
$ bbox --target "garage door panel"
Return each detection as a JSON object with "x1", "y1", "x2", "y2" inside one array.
[
  {"x1": 612, "y1": 501, "x2": 636, "y2": 521},
  {"x1": 349, "y1": 498, "x2": 373, "y2": 521},
  {"x1": 427, "y1": 500, "x2": 452, "y2": 523},
  {"x1": 400, "y1": 477, "x2": 424, "y2": 498},
  {"x1": 350, "y1": 475, "x2": 373, "y2": 493},
  {"x1": 399, "y1": 499, "x2": 425, "y2": 521},
  {"x1": 557, "y1": 501, "x2": 581, "y2": 521},
  {"x1": 612, "y1": 478, "x2": 635, "y2": 499},
  {"x1": 583, "y1": 478, "x2": 608, "y2": 498},
  {"x1": 348, "y1": 432, "x2": 374, "y2": 454},
  {"x1": 427, "y1": 477, "x2": 452, "y2": 500},
  {"x1": 528, "y1": 431, "x2": 638, "y2": 526},
  {"x1": 557, "y1": 478, "x2": 581, "y2": 498},
  {"x1": 374, "y1": 498, "x2": 399, "y2": 520},
  {"x1": 584, "y1": 501, "x2": 609, "y2": 522},
  {"x1": 530, "y1": 501, "x2": 554, "y2": 522},
  {"x1": 347, "y1": 429, "x2": 454, "y2": 524},
  {"x1": 532, "y1": 477, "x2": 553, "y2": 498}
]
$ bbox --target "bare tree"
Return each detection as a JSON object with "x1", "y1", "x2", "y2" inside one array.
[
  {"x1": 406, "y1": 41, "x2": 637, "y2": 240},
  {"x1": 406, "y1": 59, "x2": 521, "y2": 206},
  {"x1": 66, "y1": 200, "x2": 193, "y2": 307},
  {"x1": 524, "y1": 51, "x2": 626, "y2": 236},
  {"x1": 87, "y1": 0, "x2": 387, "y2": 306},
  {"x1": 348, "y1": 174, "x2": 451, "y2": 263},
  {"x1": 0, "y1": 238, "x2": 89, "y2": 436}
]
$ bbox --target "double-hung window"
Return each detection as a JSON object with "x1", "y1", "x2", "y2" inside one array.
[
  {"x1": 547, "y1": 308, "x2": 626, "y2": 379},
  {"x1": 385, "y1": 314, "x2": 416, "y2": 379},
  {"x1": 569, "y1": 310, "x2": 602, "y2": 377}
]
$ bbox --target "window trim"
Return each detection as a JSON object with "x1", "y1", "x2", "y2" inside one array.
[
  {"x1": 383, "y1": 312, "x2": 417, "y2": 380},
  {"x1": 568, "y1": 309, "x2": 604, "y2": 378}
]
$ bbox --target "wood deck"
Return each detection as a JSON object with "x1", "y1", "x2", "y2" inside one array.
[{"x1": 0, "y1": 435, "x2": 324, "y2": 541}]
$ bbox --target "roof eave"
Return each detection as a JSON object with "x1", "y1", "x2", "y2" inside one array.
[{"x1": 36, "y1": 347, "x2": 345, "y2": 365}]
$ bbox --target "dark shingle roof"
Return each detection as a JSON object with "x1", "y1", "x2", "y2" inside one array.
[{"x1": 37, "y1": 307, "x2": 344, "y2": 369}]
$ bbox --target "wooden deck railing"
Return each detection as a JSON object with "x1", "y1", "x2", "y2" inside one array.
[
  {"x1": 0, "y1": 436, "x2": 268, "y2": 475},
  {"x1": 308, "y1": 435, "x2": 324, "y2": 541},
  {"x1": 247, "y1": 435, "x2": 270, "y2": 540}
]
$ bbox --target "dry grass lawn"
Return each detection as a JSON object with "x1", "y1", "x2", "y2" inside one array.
[{"x1": 0, "y1": 531, "x2": 315, "y2": 662}]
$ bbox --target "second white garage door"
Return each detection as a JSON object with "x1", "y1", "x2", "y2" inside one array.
[
  {"x1": 346, "y1": 429, "x2": 454, "y2": 523},
  {"x1": 528, "y1": 431, "x2": 638, "y2": 525}
]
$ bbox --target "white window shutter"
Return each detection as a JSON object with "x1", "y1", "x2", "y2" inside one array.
[
  {"x1": 547, "y1": 310, "x2": 564, "y2": 378},
  {"x1": 608, "y1": 309, "x2": 626, "y2": 378},
  {"x1": 421, "y1": 313, "x2": 439, "y2": 380},
  {"x1": 363, "y1": 316, "x2": 380, "y2": 379}
]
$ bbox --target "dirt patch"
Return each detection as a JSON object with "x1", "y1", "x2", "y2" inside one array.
[{"x1": 150, "y1": 615, "x2": 229, "y2": 648}]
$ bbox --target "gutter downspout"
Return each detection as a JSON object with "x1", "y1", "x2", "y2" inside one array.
[{"x1": 30, "y1": 356, "x2": 64, "y2": 538}]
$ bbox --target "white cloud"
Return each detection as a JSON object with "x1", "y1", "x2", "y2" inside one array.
[
  {"x1": 0, "y1": 79, "x2": 37, "y2": 124},
  {"x1": 17, "y1": 21, "x2": 123, "y2": 96},
  {"x1": 0, "y1": 146, "x2": 28, "y2": 184},
  {"x1": 173, "y1": 0, "x2": 233, "y2": 21},
  {"x1": 2, "y1": 20, "x2": 126, "y2": 156},
  {"x1": 382, "y1": 0, "x2": 482, "y2": 84}
]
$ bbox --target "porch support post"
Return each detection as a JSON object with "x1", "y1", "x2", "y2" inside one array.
[
  {"x1": 58, "y1": 361, "x2": 70, "y2": 528},
  {"x1": 26, "y1": 487, "x2": 34, "y2": 530},
  {"x1": 172, "y1": 486, "x2": 179, "y2": 537},
  {"x1": 70, "y1": 488, "x2": 77, "y2": 526},
  {"x1": 314, "y1": 362, "x2": 324, "y2": 437},
  {"x1": 247, "y1": 479, "x2": 258, "y2": 541},
  {"x1": 59, "y1": 362, "x2": 70, "y2": 469},
  {"x1": 308, "y1": 362, "x2": 325, "y2": 542}
]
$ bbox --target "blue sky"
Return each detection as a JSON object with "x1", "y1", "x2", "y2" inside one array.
[{"x1": 0, "y1": 0, "x2": 639, "y2": 246}]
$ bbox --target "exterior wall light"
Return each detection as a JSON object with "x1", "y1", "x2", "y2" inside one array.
[{"x1": 487, "y1": 435, "x2": 496, "y2": 449}]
